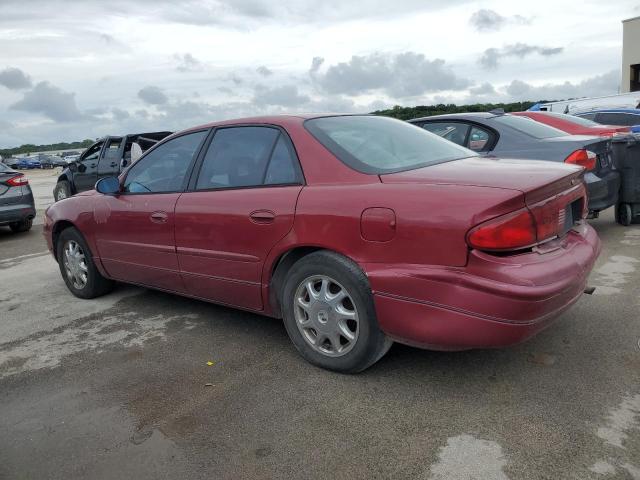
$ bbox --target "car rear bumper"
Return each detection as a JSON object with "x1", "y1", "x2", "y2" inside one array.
[
  {"x1": 364, "y1": 224, "x2": 601, "y2": 350},
  {"x1": 0, "y1": 202, "x2": 36, "y2": 225},
  {"x1": 585, "y1": 170, "x2": 620, "y2": 212}
]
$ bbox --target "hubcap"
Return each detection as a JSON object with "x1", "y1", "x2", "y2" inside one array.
[
  {"x1": 63, "y1": 240, "x2": 88, "y2": 289},
  {"x1": 294, "y1": 275, "x2": 359, "y2": 357},
  {"x1": 56, "y1": 190, "x2": 66, "y2": 200}
]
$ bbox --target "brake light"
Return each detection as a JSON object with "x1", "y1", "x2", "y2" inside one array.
[
  {"x1": 467, "y1": 209, "x2": 537, "y2": 251},
  {"x1": 565, "y1": 149, "x2": 596, "y2": 171},
  {"x1": 6, "y1": 175, "x2": 28, "y2": 186},
  {"x1": 467, "y1": 184, "x2": 587, "y2": 252}
]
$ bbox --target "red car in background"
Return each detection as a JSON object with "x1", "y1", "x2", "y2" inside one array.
[
  {"x1": 44, "y1": 114, "x2": 600, "y2": 372},
  {"x1": 514, "y1": 111, "x2": 631, "y2": 137}
]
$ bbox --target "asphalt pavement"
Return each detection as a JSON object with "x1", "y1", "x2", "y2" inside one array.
[{"x1": 0, "y1": 188, "x2": 638, "y2": 479}]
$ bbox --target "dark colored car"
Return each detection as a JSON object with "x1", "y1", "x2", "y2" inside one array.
[
  {"x1": 574, "y1": 109, "x2": 640, "y2": 133},
  {"x1": 409, "y1": 112, "x2": 620, "y2": 215},
  {"x1": 0, "y1": 163, "x2": 35, "y2": 232},
  {"x1": 513, "y1": 111, "x2": 631, "y2": 137},
  {"x1": 15, "y1": 158, "x2": 42, "y2": 170},
  {"x1": 53, "y1": 131, "x2": 172, "y2": 201},
  {"x1": 44, "y1": 114, "x2": 600, "y2": 372}
]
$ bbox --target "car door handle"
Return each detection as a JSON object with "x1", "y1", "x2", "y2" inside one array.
[
  {"x1": 150, "y1": 211, "x2": 168, "y2": 224},
  {"x1": 110, "y1": 162, "x2": 118, "y2": 167},
  {"x1": 249, "y1": 210, "x2": 276, "y2": 224}
]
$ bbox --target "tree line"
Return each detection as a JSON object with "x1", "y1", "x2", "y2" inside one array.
[
  {"x1": 371, "y1": 101, "x2": 538, "y2": 120},
  {"x1": 0, "y1": 139, "x2": 95, "y2": 158}
]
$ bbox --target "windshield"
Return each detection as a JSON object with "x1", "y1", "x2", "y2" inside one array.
[
  {"x1": 305, "y1": 115, "x2": 476, "y2": 174},
  {"x1": 541, "y1": 112, "x2": 600, "y2": 127},
  {"x1": 493, "y1": 115, "x2": 567, "y2": 139}
]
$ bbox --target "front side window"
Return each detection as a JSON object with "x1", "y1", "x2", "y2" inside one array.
[
  {"x1": 196, "y1": 127, "x2": 302, "y2": 190},
  {"x1": 123, "y1": 131, "x2": 207, "y2": 193},
  {"x1": 421, "y1": 122, "x2": 470, "y2": 147},
  {"x1": 306, "y1": 115, "x2": 475, "y2": 174},
  {"x1": 82, "y1": 141, "x2": 104, "y2": 162}
]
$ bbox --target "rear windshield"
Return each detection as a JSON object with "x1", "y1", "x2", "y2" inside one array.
[
  {"x1": 0, "y1": 163, "x2": 10, "y2": 172},
  {"x1": 493, "y1": 115, "x2": 567, "y2": 139},
  {"x1": 305, "y1": 115, "x2": 476, "y2": 174},
  {"x1": 541, "y1": 112, "x2": 600, "y2": 127}
]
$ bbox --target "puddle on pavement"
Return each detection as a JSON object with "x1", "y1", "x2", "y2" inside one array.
[{"x1": 428, "y1": 434, "x2": 510, "y2": 480}]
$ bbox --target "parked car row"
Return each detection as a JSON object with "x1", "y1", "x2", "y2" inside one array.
[{"x1": 44, "y1": 113, "x2": 602, "y2": 372}]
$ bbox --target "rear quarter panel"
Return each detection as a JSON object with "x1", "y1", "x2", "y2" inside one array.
[{"x1": 264, "y1": 182, "x2": 525, "y2": 276}]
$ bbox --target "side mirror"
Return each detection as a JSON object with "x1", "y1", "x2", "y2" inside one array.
[
  {"x1": 95, "y1": 176, "x2": 121, "y2": 195},
  {"x1": 68, "y1": 162, "x2": 77, "y2": 172},
  {"x1": 77, "y1": 163, "x2": 87, "y2": 173}
]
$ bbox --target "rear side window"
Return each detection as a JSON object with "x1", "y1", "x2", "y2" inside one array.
[
  {"x1": 196, "y1": 126, "x2": 302, "y2": 190},
  {"x1": 492, "y1": 115, "x2": 567, "y2": 138},
  {"x1": 421, "y1": 122, "x2": 470, "y2": 147},
  {"x1": 468, "y1": 126, "x2": 491, "y2": 151}
]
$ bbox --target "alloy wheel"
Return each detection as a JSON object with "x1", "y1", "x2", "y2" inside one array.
[
  {"x1": 293, "y1": 275, "x2": 359, "y2": 357},
  {"x1": 63, "y1": 240, "x2": 88, "y2": 289}
]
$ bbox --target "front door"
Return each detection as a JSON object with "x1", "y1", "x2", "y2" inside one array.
[
  {"x1": 93, "y1": 130, "x2": 209, "y2": 291},
  {"x1": 175, "y1": 126, "x2": 304, "y2": 310},
  {"x1": 74, "y1": 140, "x2": 104, "y2": 192}
]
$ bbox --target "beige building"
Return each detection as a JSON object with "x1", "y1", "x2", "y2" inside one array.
[{"x1": 622, "y1": 16, "x2": 640, "y2": 92}]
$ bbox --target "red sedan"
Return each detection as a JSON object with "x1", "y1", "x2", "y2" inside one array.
[
  {"x1": 44, "y1": 115, "x2": 600, "y2": 372},
  {"x1": 513, "y1": 111, "x2": 630, "y2": 137}
]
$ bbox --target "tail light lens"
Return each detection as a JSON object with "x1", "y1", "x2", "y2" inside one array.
[
  {"x1": 467, "y1": 209, "x2": 537, "y2": 251},
  {"x1": 467, "y1": 184, "x2": 587, "y2": 252},
  {"x1": 565, "y1": 149, "x2": 596, "y2": 171},
  {"x1": 5, "y1": 174, "x2": 29, "y2": 186}
]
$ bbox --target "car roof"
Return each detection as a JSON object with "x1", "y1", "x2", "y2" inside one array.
[
  {"x1": 177, "y1": 113, "x2": 373, "y2": 135},
  {"x1": 409, "y1": 112, "x2": 500, "y2": 122}
]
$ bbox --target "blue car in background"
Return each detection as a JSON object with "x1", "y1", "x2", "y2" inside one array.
[
  {"x1": 574, "y1": 109, "x2": 640, "y2": 133},
  {"x1": 14, "y1": 158, "x2": 42, "y2": 170}
]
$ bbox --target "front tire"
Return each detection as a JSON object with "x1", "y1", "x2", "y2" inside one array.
[
  {"x1": 281, "y1": 251, "x2": 392, "y2": 373},
  {"x1": 56, "y1": 227, "x2": 114, "y2": 299},
  {"x1": 53, "y1": 180, "x2": 71, "y2": 202}
]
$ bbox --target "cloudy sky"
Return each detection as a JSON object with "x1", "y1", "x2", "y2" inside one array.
[{"x1": 0, "y1": 0, "x2": 638, "y2": 148}]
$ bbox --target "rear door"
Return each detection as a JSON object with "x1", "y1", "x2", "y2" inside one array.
[
  {"x1": 174, "y1": 126, "x2": 304, "y2": 310},
  {"x1": 93, "y1": 130, "x2": 208, "y2": 291}
]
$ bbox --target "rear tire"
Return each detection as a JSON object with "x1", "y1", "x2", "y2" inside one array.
[
  {"x1": 54, "y1": 180, "x2": 71, "y2": 202},
  {"x1": 56, "y1": 227, "x2": 114, "y2": 299},
  {"x1": 9, "y1": 218, "x2": 33, "y2": 233},
  {"x1": 616, "y1": 203, "x2": 633, "y2": 226},
  {"x1": 281, "y1": 251, "x2": 392, "y2": 373}
]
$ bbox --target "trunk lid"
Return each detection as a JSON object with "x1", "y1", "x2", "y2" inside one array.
[{"x1": 380, "y1": 156, "x2": 584, "y2": 203}]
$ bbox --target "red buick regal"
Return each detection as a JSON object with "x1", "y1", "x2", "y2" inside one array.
[{"x1": 44, "y1": 114, "x2": 601, "y2": 372}]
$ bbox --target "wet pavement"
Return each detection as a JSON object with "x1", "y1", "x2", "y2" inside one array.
[{"x1": 0, "y1": 208, "x2": 639, "y2": 479}]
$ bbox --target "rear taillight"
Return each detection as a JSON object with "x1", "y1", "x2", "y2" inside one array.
[
  {"x1": 565, "y1": 149, "x2": 596, "y2": 171},
  {"x1": 467, "y1": 209, "x2": 537, "y2": 251},
  {"x1": 467, "y1": 184, "x2": 587, "y2": 252},
  {"x1": 6, "y1": 175, "x2": 28, "y2": 186}
]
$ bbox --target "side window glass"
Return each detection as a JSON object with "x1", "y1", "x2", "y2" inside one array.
[
  {"x1": 103, "y1": 138, "x2": 122, "y2": 162},
  {"x1": 124, "y1": 131, "x2": 207, "y2": 193},
  {"x1": 196, "y1": 127, "x2": 279, "y2": 190},
  {"x1": 578, "y1": 113, "x2": 597, "y2": 121},
  {"x1": 467, "y1": 126, "x2": 491, "y2": 151},
  {"x1": 421, "y1": 122, "x2": 470, "y2": 146},
  {"x1": 264, "y1": 135, "x2": 300, "y2": 185},
  {"x1": 82, "y1": 142, "x2": 103, "y2": 162}
]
